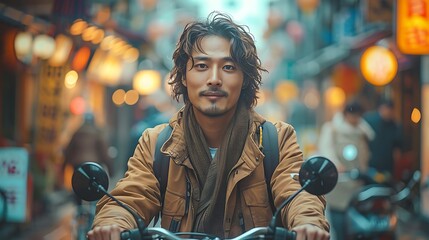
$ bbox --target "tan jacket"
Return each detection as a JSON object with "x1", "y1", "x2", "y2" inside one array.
[{"x1": 93, "y1": 109, "x2": 329, "y2": 237}]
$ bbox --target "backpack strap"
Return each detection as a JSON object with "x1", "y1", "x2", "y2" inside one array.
[
  {"x1": 153, "y1": 122, "x2": 279, "y2": 224},
  {"x1": 259, "y1": 121, "x2": 279, "y2": 213},
  {"x1": 153, "y1": 124, "x2": 173, "y2": 226}
]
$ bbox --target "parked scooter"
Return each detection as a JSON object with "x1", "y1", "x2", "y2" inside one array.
[{"x1": 340, "y1": 169, "x2": 420, "y2": 240}]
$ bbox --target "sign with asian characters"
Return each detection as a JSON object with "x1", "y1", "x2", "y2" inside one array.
[
  {"x1": 34, "y1": 62, "x2": 66, "y2": 159},
  {"x1": 397, "y1": 0, "x2": 429, "y2": 54},
  {"x1": 0, "y1": 147, "x2": 29, "y2": 222}
]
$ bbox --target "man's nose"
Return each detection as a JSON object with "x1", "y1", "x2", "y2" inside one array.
[{"x1": 207, "y1": 68, "x2": 222, "y2": 86}]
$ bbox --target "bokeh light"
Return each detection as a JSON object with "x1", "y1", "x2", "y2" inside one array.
[
  {"x1": 32, "y1": 34, "x2": 56, "y2": 59},
  {"x1": 64, "y1": 70, "x2": 78, "y2": 89},
  {"x1": 361, "y1": 46, "x2": 398, "y2": 86},
  {"x1": 112, "y1": 89, "x2": 126, "y2": 105},
  {"x1": 133, "y1": 70, "x2": 162, "y2": 95},
  {"x1": 70, "y1": 96, "x2": 86, "y2": 115},
  {"x1": 72, "y1": 46, "x2": 91, "y2": 72},
  {"x1": 324, "y1": 86, "x2": 346, "y2": 108},
  {"x1": 124, "y1": 89, "x2": 139, "y2": 105},
  {"x1": 14, "y1": 31, "x2": 32, "y2": 57},
  {"x1": 70, "y1": 19, "x2": 88, "y2": 35},
  {"x1": 411, "y1": 108, "x2": 421, "y2": 123},
  {"x1": 274, "y1": 80, "x2": 299, "y2": 104}
]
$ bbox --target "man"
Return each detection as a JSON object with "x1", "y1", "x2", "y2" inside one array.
[
  {"x1": 88, "y1": 12, "x2": 329, "y2": 240},
  {"x1": 363, "y1": 99, "x2": 403, "y2": 183}
]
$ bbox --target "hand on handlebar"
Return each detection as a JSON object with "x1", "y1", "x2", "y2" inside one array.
[
  {"x1": 291, "y1": 224, "x2": 329, "y2": 240},
  {"x1": 87, "y1": 224, "x2": 125, "y2": 240}
]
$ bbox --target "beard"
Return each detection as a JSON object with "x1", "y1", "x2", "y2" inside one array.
[{"x1": 196, "y1": 103, "x2": 226, "y2": 117}]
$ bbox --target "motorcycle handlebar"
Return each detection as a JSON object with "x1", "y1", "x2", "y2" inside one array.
[{"x1": 120, "y1": 226, "x2": 296, "y2": 240}]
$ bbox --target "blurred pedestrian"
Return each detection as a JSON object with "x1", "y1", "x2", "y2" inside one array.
[
  {"x1": 317, "y1": 100, "x2": 374, "y2": 240},
  {"x1": 64, "y1": 113, "x2": 114, "y2": 180},
  {"x1": 63, "y1": 113, "x2": 115, "y2": 239},
  {"x1": 363, "y1": 98, "x2": 403, "y2": 184}
]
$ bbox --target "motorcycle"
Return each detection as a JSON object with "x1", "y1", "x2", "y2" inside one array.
[
  {"x1": 339, "y1": 169, "x2": 421, "y2": 240},
  {"x1": 71, "y1": 156, "x2": 339, "y2": 240}
]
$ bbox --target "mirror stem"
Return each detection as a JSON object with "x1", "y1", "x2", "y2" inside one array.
[
  {"x1": 96, "y1": 185, "x2": 147, "y2": 238},
  {"x1": 268, "y1": 179, "x2": 311, "y2": 230}
]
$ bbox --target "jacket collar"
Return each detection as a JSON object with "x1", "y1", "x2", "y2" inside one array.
[{"x1": 161, "y1": 107, "x2": 267, "y2": 169}]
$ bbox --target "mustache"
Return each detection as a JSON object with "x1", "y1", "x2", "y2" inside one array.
[{"x1": 199, "y1": 88, "x2": 228, "y2": 97}]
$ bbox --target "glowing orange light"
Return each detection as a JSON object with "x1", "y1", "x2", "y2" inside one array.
[
  {"x1": 274, "y1": 81, "x2": 299, "y2": 104},
  {"x1": 112, "y1": 89, "x2": 126, "y2": 105},
  {"x1": 125, "y1": 90, "x2": 139, "y2": 105},
  {"x1": 361, "y1": 46, "x2": 398, "y2": 86},
  {"x1": 133, "y1": 70, "x2": 162, "y2": 95},
  {"x1": 72, "y1": 47, "x2": 91, "y2": 72},
  {"x1": 70, "y1": 19, "x2": 88, "y2": 35},
  {"x1": 324, "y1": 86, "x2": 345, "y2": 108},
  {"x1": 411, "y1": 108, "x2": 421, "y2": 123}
]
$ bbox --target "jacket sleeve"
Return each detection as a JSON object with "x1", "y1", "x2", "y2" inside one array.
[
  {"x1": 91, "y1": 125, "x2": 164, "y2": 230},
  {"x1": 271, "y1": 122, "x2": 329, "y2": 231}
]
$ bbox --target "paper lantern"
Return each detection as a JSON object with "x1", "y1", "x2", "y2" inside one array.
[
  {"x1": 33, "y1": 34, "x2": 56, "y2": 59},
  {"x1": 133, "y1": 70, "x2": 161, "y2": 95},
  {"x1": 72, "y1": 47, "x2": 91, "y2": 72},
  {"x1": 14, "y1": 31, "x2": 33, "y2": 57},
  {"x1": 49, "y1": 34, "x2": 73, "y2": 66},
  {"x1": 360, "y1": 46, "x2": 398, "y2": 86}
]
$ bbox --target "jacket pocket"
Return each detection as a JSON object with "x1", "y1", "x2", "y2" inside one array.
[
  {"x1": 242, "y1": 181, "x2": 272, "y2": 226},
  {"x1": 161, "y1": 189, "x2": 186, "y2": 232}
]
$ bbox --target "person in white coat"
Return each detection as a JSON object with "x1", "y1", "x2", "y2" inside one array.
[{"x1": 317, "y1": 100, "x2": 375, "y2": 240}]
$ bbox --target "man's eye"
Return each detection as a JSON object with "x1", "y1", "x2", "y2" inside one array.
[
  {"x1": 195, "y1": 64, "x2": 207, "y2": 69},
  {"x1": 223, "y1": 65, "x2": 236, "y2": 71}
]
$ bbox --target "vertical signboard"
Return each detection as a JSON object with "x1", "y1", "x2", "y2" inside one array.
[
  {"x1": 397, "y1": 0, "x2": 429, "y2": 54},
  {"x1": 34, "y1": 62, "x2": 66, "y2": 160},
  {"x1": 0, "y1": 147, "x2": 29, "y2": 222}
]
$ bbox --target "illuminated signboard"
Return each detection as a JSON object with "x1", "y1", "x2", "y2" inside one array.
[{"x1": 397, "y1": 0, "x2": 429, "y2": 54}]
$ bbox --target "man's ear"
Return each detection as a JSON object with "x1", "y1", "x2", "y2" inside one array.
[{"x1": 182, "y1": 78, "x2": 187, "y2": 87}]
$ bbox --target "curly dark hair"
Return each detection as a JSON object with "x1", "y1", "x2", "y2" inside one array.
[{"x1": 169, "y1": 11, "x2": 267, "y2": 109}]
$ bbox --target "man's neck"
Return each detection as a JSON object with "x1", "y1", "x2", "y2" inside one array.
[{"x1": 193, "y1": 108, "x2": 236, "y2": 148}]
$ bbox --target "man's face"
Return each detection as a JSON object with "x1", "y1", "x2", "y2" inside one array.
[{"x1": 184, "y1": 35, "x2": 244, "y2": 117}]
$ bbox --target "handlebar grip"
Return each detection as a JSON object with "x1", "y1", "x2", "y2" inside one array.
[
  {"x1": 274, "y1": 227, "x2": 296, "y2": 240},
  {"x1": 120, "y1": 228, "x2": 141, "y2": 240}
]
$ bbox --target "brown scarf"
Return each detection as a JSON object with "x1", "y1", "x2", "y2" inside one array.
[{"x1": 183, "y1": 101, "x2": 250, "y2": 237}]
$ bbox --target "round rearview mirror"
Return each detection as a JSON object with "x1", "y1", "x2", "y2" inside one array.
[
  {"x1": 72, "y1": 162, "x2": 109, "y2": 201},
  {"x1": 299, "y1": 156, "x2": 338, "y2": 195}
]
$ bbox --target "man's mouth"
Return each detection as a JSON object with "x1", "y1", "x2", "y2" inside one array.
[{"x1": 200, "y1": 90, "x2": 228, "y2": 99}]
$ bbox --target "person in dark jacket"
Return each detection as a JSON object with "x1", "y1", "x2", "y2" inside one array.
[
  {"x1": 363, "y1": 99, "x2": 403, "y2": 183},
  {"x1": 64, "y1": 113, "x2": 114, "y2": 177},
  {"x1": 88, "y1": 12, "x2": 329, "y2": 240}
]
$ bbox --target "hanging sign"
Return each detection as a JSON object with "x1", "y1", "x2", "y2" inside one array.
[
  {"x1": 0, "y1": 147, "x2": 29, "y2": 222},
  {"x1": 397, "y1": 0, "x2": 429, "y2": 54}
]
